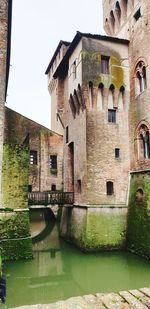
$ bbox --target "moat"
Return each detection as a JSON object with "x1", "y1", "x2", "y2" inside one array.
[{"x1": 3, "y1": 210, "x2": 150, "y2": 308}]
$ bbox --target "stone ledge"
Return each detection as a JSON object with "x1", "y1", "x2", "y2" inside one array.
[{"x1": 10, "y1": 287, "x2": 150, "y2": 309}]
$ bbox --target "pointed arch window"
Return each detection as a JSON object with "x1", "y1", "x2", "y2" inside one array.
[
  {"x1": 135, "y1": 61, "x2": 147, "y2": 95},
  {"x1": 138, "y1": 125, "x2": 150, "y2": 159}
]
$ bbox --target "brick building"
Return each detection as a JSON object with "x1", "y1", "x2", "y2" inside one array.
[
  {"x1": 46, "y1": 0, "x2": 150, "y2": 256},
  {"x1": 2, "y1": 107, "x2": 63, "y2": 209}
]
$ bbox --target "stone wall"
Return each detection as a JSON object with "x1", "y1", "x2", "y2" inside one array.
[
  {"x1": 127, "y1": 171, "x2": 150, "y2": 259},
  {"x1": 60, "y1": 205, "x2": 127, "y2": 251},
  {"x1": 0, "y1": 210, "x2": 32, "y2": 260}
]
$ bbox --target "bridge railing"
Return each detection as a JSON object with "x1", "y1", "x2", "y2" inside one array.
[{"x1": 28, "y1": 191, "x2": 74, "y2": 206}]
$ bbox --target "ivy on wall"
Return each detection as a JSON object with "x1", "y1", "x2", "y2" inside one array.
[{"x1": 0, "y1": 212, "x2": 32, "y2": 261}]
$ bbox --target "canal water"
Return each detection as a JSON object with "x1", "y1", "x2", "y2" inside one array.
[{"x1": 3, "y1": 210, "x2": 150, "y2": 308}]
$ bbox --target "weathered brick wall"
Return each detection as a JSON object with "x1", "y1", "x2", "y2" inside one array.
[
  {"x1": 4, "y1": 108, "x2": 63, "y2": 199},
  {"x1": 128, "y1": 1, "x2": 150, "y2": 172},
  {"x1": 0, "y1": 0, "x2": 9, "y2": 206},
  {"x1": 81, "y1": 37, "x2": 130, "y2": 205}
]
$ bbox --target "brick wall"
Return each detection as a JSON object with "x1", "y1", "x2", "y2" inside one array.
[
  {"x1": 0, "y1": 0, "x2": 9, "y2": 206},
  {"x1": 3, "y1": 108, "x2": 63, "y2": 203}
]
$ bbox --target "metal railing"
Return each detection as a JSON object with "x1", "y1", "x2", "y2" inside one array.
[{"x1": 28, "y1": 191, "x2": 74, "y2": 206}]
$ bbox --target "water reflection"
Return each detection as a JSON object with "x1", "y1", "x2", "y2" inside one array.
[{"x1": 4, "y1": 210, "x2": 150, "y2": 308}]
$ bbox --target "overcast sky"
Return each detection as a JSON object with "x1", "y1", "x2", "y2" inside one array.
[{"x1": 7, "y1": 0, "x2": 105, "y2": 128}]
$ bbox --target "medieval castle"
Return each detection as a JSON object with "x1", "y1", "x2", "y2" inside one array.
[{"x1": 0, "y1": 0, "x2": 150, "y2": 260}]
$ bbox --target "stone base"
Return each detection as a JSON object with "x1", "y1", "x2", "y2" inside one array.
[
  {"x1": 0, "y1": 210, "x2": 33, "y2": 260},
  {"x1": 60, "y1": 205, "x2": 127, "y2": 251}
]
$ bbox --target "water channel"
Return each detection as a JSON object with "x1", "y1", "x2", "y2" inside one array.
[{"x1": 3, "y1": 209, "x2": 150, "y2": 308}]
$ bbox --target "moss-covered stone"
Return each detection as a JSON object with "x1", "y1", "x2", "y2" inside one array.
[
  {"x1": 84, "y1": 208, "x2": 127, "y2": 251},
  {"x1": 2, "y1": 143, "x2": 29, "y2": 209},
  {"x1": 60, "y1": 206, "x2": 127, "y2": 252},
  {"x1": 0, "y1": 211, "x2": 32, "y2": 260},
  {"x1": 127, "y1": 172, "x2": 150, "y2": 259}
]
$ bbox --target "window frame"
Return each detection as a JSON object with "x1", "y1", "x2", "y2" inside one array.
[
  {"x1": 101, "y1": 55, "x2": 110, "y2": 74},
  {"x1": 49, "y1": 155, "x2": 57, "y2": 170},
  {"x1": 30, "y1": 150, "x2": 37, "y2": 165},
  {"x1": 106, "y1": 181, "x2": 114, "y2": 196},
  {"x1": 108, "y1": 109, "x2": 116, "y2": 123},
  {"x1": 115, "y1": 148, "x2": 120, "y2": 159}
]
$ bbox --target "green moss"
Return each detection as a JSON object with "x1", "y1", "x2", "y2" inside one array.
[
  {"x1": 0, "y1": 212, "x2": 32, "y2": 261},
  {"x1": 84, "y1": 210, "x2": 126, "y2": 251},
  {"x1": 111, "y1": 56, "x2": 124, "y2": 88},
  {"x1": 63, "y1": 206, "x2": 127, "y2": 252},
  {"x1": 2, "y1": 144, "x2": 29, "y2": 209},
  {"x1": 82, "y1": 49, "x2": 124, "y2": 89},
  {"x1": 127, "y1": 173, "x2": 150, "y2": 259}
]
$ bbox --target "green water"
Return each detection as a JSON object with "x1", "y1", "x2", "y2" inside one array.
[{"x1": 3, "y1": 218, "x2": 150, "y2": 308}]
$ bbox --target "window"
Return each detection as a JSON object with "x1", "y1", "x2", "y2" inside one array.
[
  {"x1": 106, "y1": 181, "x2": 114, "y2": 195},
  {"x1": 108, "y1": 109, "x2": 116, "y2": 123},
  {"x1": 101, "y1": 56, "x2": 110, "y2": 74},
  {"x1": 115, "y1": 148, "x2": 120, "y2": 158},
  {"x1": 66, "y1": 126, "x2": 69, "y2": 143},
  {"x1": 28, "y1": 185, "x2": 32, "y2": 192},
  {"x1": 30, "y1": 150, "x2": 37, "y2": 165},
  {"x1": 135, "y1": 61, "x2": 147, "y2": 94},
  {"x1": 49, "y1": 155, "x2": 57, "y2": 169},
  {"x1": 51, "y1": 184, "x2": 56, "y2": 191},
  {"x1": 134, "y1": 8, "x2": 141, "y2": 21},
  {"x1": 138, "y1": 124, "x2": 150, "y2": 159}
]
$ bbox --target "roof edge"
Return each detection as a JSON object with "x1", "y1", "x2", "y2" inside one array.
[{"x1": 45, "y1": 40, "x2": 70, "y2": 75}]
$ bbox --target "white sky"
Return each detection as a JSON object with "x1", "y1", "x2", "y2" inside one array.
[{"x1": 7, "y1": 0, "x2": 105, "y2": 128}]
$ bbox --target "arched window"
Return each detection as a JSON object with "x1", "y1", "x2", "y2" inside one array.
[
  {"x1": 115, "y1": 2, "x2": 121, "y2": 25},
  {"x1": 138, "y1": 124, "x2": 150, "y2": 159},
  {"x1": 106, "y1": 181, "x2": 114, "y2": 195},
  {"x1": 118, "y1": 85, "x2": 125, "y2": 109},
  {"x1": 135, "y1": 61, "x2": 147, "y2": 95},
  {"x1": 108, "y1": 84, "x2": 115, "y2": 109}
]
